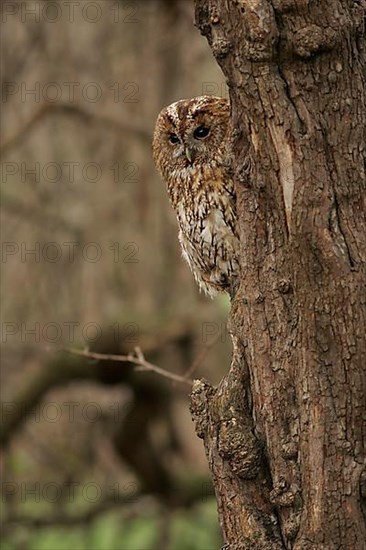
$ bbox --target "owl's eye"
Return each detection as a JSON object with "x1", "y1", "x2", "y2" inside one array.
[
  {"x1": 169, "y1": 133, "x2": 180, "y2": 144},
  {"x1": 193, "y1": 125, "x2": 210, "y2": 139}
]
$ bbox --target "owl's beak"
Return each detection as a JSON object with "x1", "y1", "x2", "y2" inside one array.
[{"x1": 184, "y1": 147, "x2": 194, "y2": 164}]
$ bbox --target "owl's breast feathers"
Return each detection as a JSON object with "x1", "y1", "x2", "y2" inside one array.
[{"x1": 168, "y1": 165, "x2": 240, "y2": 297}]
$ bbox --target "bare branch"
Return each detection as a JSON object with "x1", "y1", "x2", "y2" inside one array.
[
  {"x1": 1, "y1": 323, "x2": 194, "y2": 448},
  {"x1": 58, "y1": 346, "x2": 194, "y2": 387}
]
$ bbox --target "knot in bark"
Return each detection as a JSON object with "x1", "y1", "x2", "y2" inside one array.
[
  {"x1": 218, "y1": 416, "x2": 262, "y2": 478},
  {"x1": 269, "y1": 478, "x2": 300, "y2": 508},
  {"x1": 292, "y1": 25, "x2": 337, "y2": 58},
  {"x1": 239, "y1": 0, "x2": 279, "y2": 61},
  {"x1": 278, "y1": 279, "x2": 292, "y2": 294},
  {"x1": 212, "y1": 38, "x2": 232, "y2": 59},
  {"x1": 190, "y1": 379, "x2": 215, "y2": 439}
]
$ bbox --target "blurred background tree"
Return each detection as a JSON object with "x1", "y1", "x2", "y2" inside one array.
[{"x1": 0, "y1": 1, "x2": 231, "y2": 548}]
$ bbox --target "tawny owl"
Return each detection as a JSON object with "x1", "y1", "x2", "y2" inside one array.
[{"x1": 152, "y1": 96, "x2": 239, "y2": 298}]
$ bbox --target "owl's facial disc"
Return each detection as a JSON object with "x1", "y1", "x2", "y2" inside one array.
[{"x1": 165, "y1": 111, "x2": 216, "y2": 167}]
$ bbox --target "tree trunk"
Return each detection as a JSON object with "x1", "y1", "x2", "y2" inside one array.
[{"x1": 190, "y1": 1, "x2": 366, "y2": 548}]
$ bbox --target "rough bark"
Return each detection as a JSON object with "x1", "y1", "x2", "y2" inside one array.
[{"x1": 190, "y1": 1, "x2": 366, "y2": 548}]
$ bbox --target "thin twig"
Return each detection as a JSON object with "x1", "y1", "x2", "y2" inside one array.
[{"x1": 56, "y1": 346, "x2": 194, "y2": 387}]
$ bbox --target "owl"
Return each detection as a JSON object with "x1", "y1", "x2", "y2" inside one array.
[{"x1": 152, "y1": 96, "x2": 240, "y2": 298}]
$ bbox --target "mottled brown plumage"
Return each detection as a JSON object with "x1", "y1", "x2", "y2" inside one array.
[{"x1": 152, "y1": 96, "x2": 239, "y2": 298}]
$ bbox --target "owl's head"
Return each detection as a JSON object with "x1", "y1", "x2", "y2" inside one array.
[{"x1": 153, "y1": 96, "x2": 230, "y2": 180}]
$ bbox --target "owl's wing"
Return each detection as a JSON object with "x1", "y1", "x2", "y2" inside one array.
[{"x1": 177, "y1": 174, "x2": 239, "y2": 296}]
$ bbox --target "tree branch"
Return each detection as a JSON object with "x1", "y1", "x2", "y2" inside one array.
[
  {"x1": 60, "y1": 346, "x2": 194, "y2": 387},
  {"x1": 0, "y1": 322, "x2": 194, "y2": 447}
]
